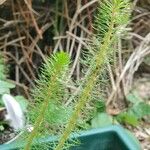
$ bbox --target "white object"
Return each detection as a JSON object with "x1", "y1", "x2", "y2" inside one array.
[
  {"x1": 0, "y1": 0, "x2": 7, "y2": 5},
  {"x1": 26, "y1": 124, "x2": 34, "y2": 132},
  {"x1": 2, "y1": 94, "x2": 25, "y2": 130}
]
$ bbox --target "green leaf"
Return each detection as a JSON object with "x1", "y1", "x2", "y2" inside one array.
[
  {"x1": 15, "y1": 96, "x2": 28, "y2": 112},
  {"x1": 129, "y1": 102, "x2": 150, "y2": 119},
  {"x1": 53, "y1": 106, "x2": 72, "y2": 124},
  {"x1": 144, "y1": 56, "x2": 150, "y2": 64},
  {"x1": 126, "y1": 91, "x2": 142, "y2": 104},
  {"x1": 95, "y1": 100, "x2": 106, "y2": 113},
  {"x1": 117, "y1": 112, "x2": 138, "y2": 126},
  {"x1": 0, "y1": 98, "x2": 4, "y2": 107},
  {"x1": 0, "y1": 125, "x2": 4, "y2": 131},
  {"x1": 94, "y1": 0, "x2": 130, "y2": 39},
  {"x1": 0, "y1": 64, "x2": 6, "y2": 80},
  {"x1": 91, "y1": 113, "x2": 113, "y2": 128},
  {"x1": 0, "y1": 80, "x2": 15, "y2": 94},
  {"x1": 25, "y1": 52, "x2": 70, "y2": 149}
]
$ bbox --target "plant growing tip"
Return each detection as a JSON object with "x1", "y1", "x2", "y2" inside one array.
[{"x1": 24, "y1": 52, "x2": 70, "y2": 150}]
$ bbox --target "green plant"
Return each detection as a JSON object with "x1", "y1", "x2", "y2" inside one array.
[
  {"x1": 0, "y1": 56, "x2": 15, "y2": 106},
  {"x1": 91, "y1": 90, "x2": 150, "y2": 128},
  {"x1": 0, "y1": 55, "x2": 14, "y2": 107},
  {"x1": 54, "y1": 0, "x2": 131, "y2": 150},
  {"x1": 22, "y1": 0, "x2": 132, "y2": 149},
  {"x1": 0, "y1": 55, "x2": 28, "y2": 131},
  {"x1": 91, "y1": 112, "x2": 113, "y2": 128},
  {"x1": 116, "y1": 91, "x2": 150, "y2": 126},
  {"x1": 0, "y1": 56, "x2": 6, "y2": 80},
  {"x1": 24, "y1": 52, "x2": 71, "y2": 150}
]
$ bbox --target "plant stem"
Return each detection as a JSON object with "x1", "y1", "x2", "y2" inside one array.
[
  {"x1": 25, "y1": 76, "x2": 59, "y2": 150},
  {"x1": 54, "y1": 6, "x2": 116, "y2": 150},
  {"x1": 24, "y1": 52, "x2": 70, "y2": 150},
  {"x1": 24, "y1": 96, "x2": 51, "y2": 150}
]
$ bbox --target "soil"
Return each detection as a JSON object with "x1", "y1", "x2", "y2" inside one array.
[{"x1": 0, "y1": 125, "x2": 16, "y2": 144}]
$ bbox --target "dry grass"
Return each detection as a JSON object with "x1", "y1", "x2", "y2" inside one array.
[{"x1": 0, "y1": 0, "x2": 98, "y2": 98}]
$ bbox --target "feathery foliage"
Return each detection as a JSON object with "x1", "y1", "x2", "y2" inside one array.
[
  {"x1": 95, "y1": 0, "x2": 130, "y2": 40},
  {"x1": 24, "y1": 52, "x2": 70, "y2": 150},
  {"x1": 54, "y1": 0, "x2": 131, "y2": 150}
]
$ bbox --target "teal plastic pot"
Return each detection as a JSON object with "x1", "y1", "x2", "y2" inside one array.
[{"x1": 0, "y1": 125, "x2": 141, "y2": 150}]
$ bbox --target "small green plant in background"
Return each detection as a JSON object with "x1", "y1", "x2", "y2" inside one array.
[
  {"x1": 0, "y1": 56, "x2": 28, "y2": 107},
  {"x1": 0, "y1": 55, "x2": 28, "y2": 131},
  {"x1": 0, "y1": 57, "x2": 15, "y2": 103},
  {"x1": 91, "y1": 90, "x2": 150, "y2": 128},
  {"x1": 116, "y1": 91, "x2": 150, "y2": 126}
]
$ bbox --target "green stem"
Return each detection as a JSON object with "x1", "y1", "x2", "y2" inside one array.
[
  {"x1": 24, "y1": 53, "x2": 69, "y2": 150},
  {"x1": 24, "y1": 96, "x2": 51, "y2": 150},
  {"x1": 24, "y1": 76, "x2": 59, "y2": 150},
  {"x1": 54, "y1": 6, "x2": 116, "y2": 150}
]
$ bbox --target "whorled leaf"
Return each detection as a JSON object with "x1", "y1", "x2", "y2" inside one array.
[{"x1": 24, "y1": 52, "x2": 71, "y2": 150}]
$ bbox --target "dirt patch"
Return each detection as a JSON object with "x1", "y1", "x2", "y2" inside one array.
[{"x1": 0, "y1": 126, "x2": 16, "y2": 144}]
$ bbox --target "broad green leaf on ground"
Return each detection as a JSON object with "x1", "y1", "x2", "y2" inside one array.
[
  {"x1": 129, "y1": 102, "x2": 150, "y2": 119},
  {"x1": 126, "y1": 91, "x2": 143, "y2": 104},
  {"x1": 0, "y1": 80, "x2": 15, "y2": 94},
  {"x1": 91, "y1": 113, "x2": 113, "y2": 128},
  {"x1": 95, "y1": 100, "x2": 106, "y2": 113},
  {"x1": 116, "y1": 112, "x2": 139, "y2": 126},
  {"x1": 48, "y1": 105, "x2": 72, "y2": 125},
  {"x1": 15, "y1": 96, "x2": 29, "y2": 112}
]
